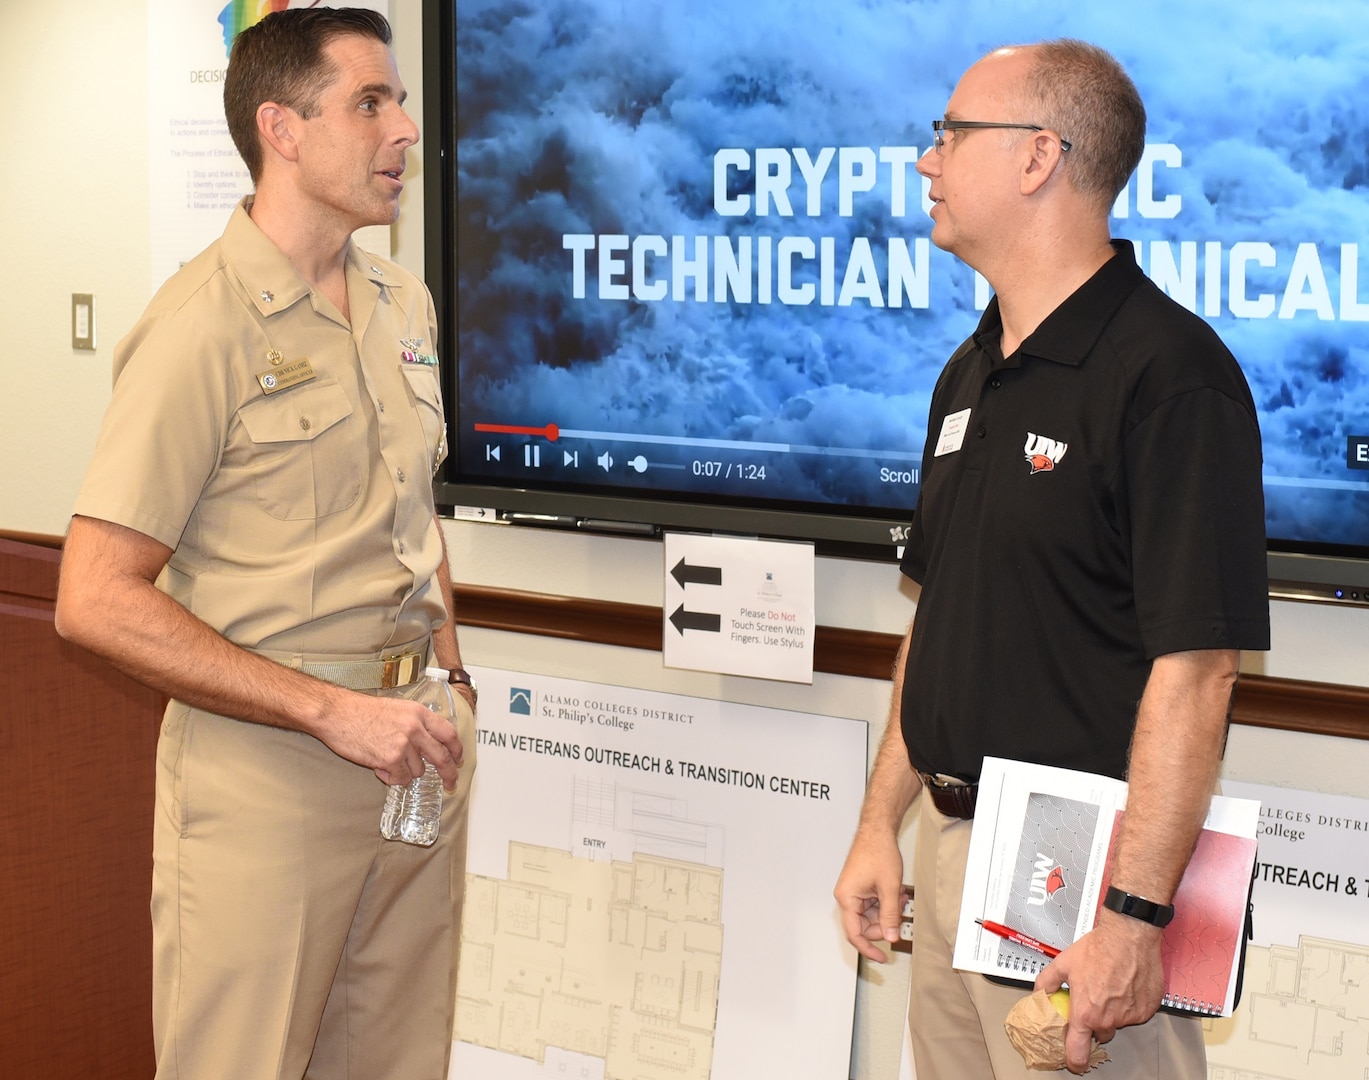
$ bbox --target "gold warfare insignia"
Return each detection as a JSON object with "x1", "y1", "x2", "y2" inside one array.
[
  {"x1": 266, "y1": 349, "x2": 284, "y2": 366},
  {"x1": 256, "y1": 357, "x2": 317, "y2": 395}
]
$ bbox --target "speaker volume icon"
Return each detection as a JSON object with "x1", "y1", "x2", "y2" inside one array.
[{"x1": 596, "y1": 451, "x2": 614, "y2": 472}]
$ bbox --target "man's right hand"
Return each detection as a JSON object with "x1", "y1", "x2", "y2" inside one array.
[
  {"x1": 315, "y1": 689, "x2": 465, "y2": 789},
  {"x1": 56, "y1": 516, "x2": 470, "y2": 792},
  {"x1": 834, "y1": 827, "x2": 906, "y2": 963}
]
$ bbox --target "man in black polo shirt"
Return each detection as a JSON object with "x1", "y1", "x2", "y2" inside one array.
[{"x1": 834, "y1": 39, "x2": 1269, "y2": 1079}]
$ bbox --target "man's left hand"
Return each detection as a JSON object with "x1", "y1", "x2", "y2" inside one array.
[{"x1": 1034, "y1": 911, "x2": 1166, "y2": 1074}]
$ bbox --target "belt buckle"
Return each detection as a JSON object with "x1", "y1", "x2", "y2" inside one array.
[{"x1": 379, "y1": 652, "x2": 420, "y2": 689}]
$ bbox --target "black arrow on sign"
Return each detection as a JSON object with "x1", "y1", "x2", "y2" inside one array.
[
  {"x1": 671, "y1": 557, "x2": 722, "y2": 589},
  {"x1": 669, "y1": 604, "x2": 721, "y2": 636}
]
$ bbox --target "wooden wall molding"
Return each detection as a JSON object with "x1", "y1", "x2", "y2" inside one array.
[
  {"x1": 451, "y1": 583, "x2": 1369, "y2": 741},
  {"x1": 6, "y1": 530, "x2": 1364, "y2": 740}
]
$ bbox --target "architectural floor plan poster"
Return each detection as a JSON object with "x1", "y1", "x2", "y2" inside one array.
[
  {"x1": 448, "y1": 667, "x2": 868, "y2": 1080},
  {"x1": 1202, "y1": 781, "x2": 1369, "y2": 1079}
]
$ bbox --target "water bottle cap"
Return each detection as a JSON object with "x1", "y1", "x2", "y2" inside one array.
[{"x1": 424, "y1": 665, "x2": 449, "y2": 681}]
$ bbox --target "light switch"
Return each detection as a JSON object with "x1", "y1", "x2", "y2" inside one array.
[{"x1": 72, "y1": 293, "x2": 95, "y2": 350}]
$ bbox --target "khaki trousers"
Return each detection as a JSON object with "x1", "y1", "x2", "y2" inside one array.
[
  {"x1": 151, "y1": 696, "x2": 477, "y2": 1080},
  {"x1": 908, "y1": 794, "x2": 1207, "y2": 1080}
]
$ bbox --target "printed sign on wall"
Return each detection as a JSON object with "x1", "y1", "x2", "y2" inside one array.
[
  {"x1": 450, "y1": 665, "x2": 867, "y2": 1079},
  {"x1": 662, "y1": 533, "x2": 816, "y2": 683}
]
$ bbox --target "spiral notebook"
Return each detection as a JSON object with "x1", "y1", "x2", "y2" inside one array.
[{"x1": 952, "y1": 758, "x2": 1259, "y2": 1017}]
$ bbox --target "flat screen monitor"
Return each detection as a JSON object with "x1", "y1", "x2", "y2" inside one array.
[{"x1": 426, "y1": 0, "x2": 1369, "y2": 603}]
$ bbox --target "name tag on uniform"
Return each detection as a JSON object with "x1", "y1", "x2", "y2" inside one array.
[
  {"x1": 256, "y1": 358, "x2": 317, "y2": 395},
  {"x1": 934, "y1": 407, "x2": 972, "y2": 457}
]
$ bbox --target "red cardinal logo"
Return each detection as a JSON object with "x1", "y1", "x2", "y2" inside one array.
[
  {"x1": 1046, "y1": 866, "x2": 1066, "y2": 896},
  {"x1": 1024, "y1": 431, "x2": 1068, "y2": 474}
]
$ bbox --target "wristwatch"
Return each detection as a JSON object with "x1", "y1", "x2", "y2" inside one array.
[
  {"x1": 448, "y1": 666, "x2": 478, "y2": 705},
  {"x1": 1102, "y1": 885, "x2": 1174, "y2": 928}
]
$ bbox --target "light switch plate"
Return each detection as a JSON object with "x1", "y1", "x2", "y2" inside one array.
[{"x1": 72, "y1": 293, "x2": 95, "y2": 350}]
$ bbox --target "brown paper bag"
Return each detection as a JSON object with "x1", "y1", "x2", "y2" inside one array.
[{"x1": 1004, "y1": 990, "x2": 1110, "y2": 1072}]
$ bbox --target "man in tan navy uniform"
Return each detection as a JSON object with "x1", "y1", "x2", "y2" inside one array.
[{"x1": 55, "y1": 10, "x2": 475, "y2": 1079}]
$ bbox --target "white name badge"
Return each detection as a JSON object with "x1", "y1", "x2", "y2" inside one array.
[{"x1": 934, "y1": 407, "x2": 972, "y2": 457}]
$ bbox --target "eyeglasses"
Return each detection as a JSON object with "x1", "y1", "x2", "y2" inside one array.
[{"x1": 932, "y1": 119, "x2": 1073, "y2": 154}]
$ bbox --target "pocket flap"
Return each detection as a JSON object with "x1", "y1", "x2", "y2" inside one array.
[
  {"x1": 400, "y1": 363, "x2": 443, "y2": 409},
  {"x1": 239, "y1": 380, "x2": 354, "y2": 444}
]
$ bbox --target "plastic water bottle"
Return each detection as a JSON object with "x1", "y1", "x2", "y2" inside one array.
[{"x1": 380, "y1": 667, "x2": 455, "y2": 846}]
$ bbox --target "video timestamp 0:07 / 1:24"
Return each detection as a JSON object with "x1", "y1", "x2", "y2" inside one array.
[{"x1": 691, "y1": 460, "x2": 767, "y2": 480}]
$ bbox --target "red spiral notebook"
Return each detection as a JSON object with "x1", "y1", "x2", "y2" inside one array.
[
  {"x1": 953, "y1": 757, "x2": 1259, "y2": 1017},
  {"x1": 1097, "y1": 811, "x2": 1256, "y2": 1014}
]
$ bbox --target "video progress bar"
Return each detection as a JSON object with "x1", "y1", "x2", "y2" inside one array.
[
  {"x1": 557, "y1": 427, "x2": 921, "y2": 462},
  {"x1": 473, "y1": 421, "x2": 920, "y2": 461},
  {"x1": 1264, "y1": 475, "x2": 1369, "y2": 492}
]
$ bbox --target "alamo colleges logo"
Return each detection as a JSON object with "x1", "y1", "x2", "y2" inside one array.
[{"x1": 1024, "y1": 431, "x2": 1068, "y2": 474}]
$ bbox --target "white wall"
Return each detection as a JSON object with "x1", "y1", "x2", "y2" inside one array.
[
  {"x1": 0, "y1": 4, "x2": 150, "y2": 527},
  {"x1": 2, "y1": 4, "x2": 1366, "y2": 1078},
  {"x1": 0, "y1": 0, "x2": 426, "y2": 535}
]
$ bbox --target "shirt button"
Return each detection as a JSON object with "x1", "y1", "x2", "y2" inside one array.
[
  {"x1": 397, "y1": 468, "x2": 407, "y2": 483},
  {"x1": 299, "y1": 417, "x2": 311, "y2": 431},
  {"x1": 976, "y1": 425, "x2": 987, "y2": 438},
  {"x1": 378, "y1": 400, "x2": 385, "y2": 413},
  {"x1": 990, "y1": 378, "x2": 1001, "y2": 389},
  {"x1": 398, "y1": 541, "x2": 406, "y2": 555}
]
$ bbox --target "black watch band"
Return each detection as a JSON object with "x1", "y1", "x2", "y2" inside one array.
[{"x1": 1102, "y1": 885, "x2": 1174, "y2": 928}]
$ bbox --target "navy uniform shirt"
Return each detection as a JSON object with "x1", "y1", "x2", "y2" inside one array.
[
  {"x1": 899, "y1": 241, "x2": 1270, "y2": 782},
  {"x1": 75, "y1": 200, "x2": 449, "y2": 657}
]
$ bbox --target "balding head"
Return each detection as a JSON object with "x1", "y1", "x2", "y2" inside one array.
[{"x1": 1014, "y1": 39, "x2": 1147, "y2": 210}]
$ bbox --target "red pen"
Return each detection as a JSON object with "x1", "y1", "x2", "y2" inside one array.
[{"x1": 975, "y1": 918, "x2": 1062, "y2": 959}]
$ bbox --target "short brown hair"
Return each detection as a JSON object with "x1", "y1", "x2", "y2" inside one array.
[
  {"x1": 223, "y1": 7, "x2": 393, "y2": 184},
  {"x1": 1021, "y1": 39, "x2": 1146, "y2": 208}
]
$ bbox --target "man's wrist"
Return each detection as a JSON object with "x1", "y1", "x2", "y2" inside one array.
[
  {"x1": 448, "y1": 666, "x2": 478, "y2": 705},
  {"x1": 1102, "y1": 885, "x2": 1174, "y2": 928}
]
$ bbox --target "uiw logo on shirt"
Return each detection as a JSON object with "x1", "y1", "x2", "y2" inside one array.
[{"x1": 1024, "y1": 431, "x2": 1068, "y2": 474}]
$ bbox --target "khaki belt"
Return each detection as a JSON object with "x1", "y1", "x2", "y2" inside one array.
[
  {"x1": 918, "y1": 771, "x2": 979, "y2": 819},
  {"x1": 291, "y1": 648, "x2": 429, "y2": 691}
]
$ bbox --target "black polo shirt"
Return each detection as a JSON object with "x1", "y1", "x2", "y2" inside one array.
[{"x1": 899, "y1": 241, "x2": 1270, "y2": 782}]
